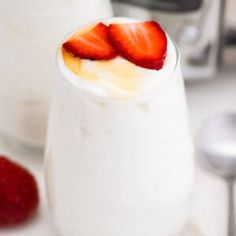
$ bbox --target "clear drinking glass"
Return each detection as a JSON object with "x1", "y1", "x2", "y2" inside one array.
[
  {"x1": 0, "y1": 0, "x2": 112, "y2": 148},
  {"x1": 45, "y1": 18, "x2": 194, "y2": 236}
]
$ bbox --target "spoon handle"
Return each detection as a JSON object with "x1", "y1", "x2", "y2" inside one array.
[{"x1": 228, "y1": 179, "x2": 235, "y2": 236}]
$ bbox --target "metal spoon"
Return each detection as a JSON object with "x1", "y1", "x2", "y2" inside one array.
[{"x1": 197, "y1": 112, "x2": 236, "y2": 236}]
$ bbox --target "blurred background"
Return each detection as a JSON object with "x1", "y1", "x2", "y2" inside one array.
[
  {"x1": 113, "y1": 0, "x2": 236, "y2": 79},
  {"x1": 0, "y1": 0, "x2": 236, "y2": 235}
]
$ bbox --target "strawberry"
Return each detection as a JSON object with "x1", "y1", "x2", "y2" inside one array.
[
  {"x1": 108, "y1": 21, "x2": 167, "y2": 70},
  {"x1": 0, "y1": 156, "x2": 39, "y2": 227},
  {"x1": 63, "y1": 23, "x2": 117, "y2": 60}
]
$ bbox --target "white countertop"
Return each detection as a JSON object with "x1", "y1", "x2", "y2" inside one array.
[{"x1": 0, "y1": 72, "x2": 236, "y2": 236}]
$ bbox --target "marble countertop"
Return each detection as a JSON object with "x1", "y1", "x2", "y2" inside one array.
[{"x1": 0, "y1": 71, "x2": 236, "y2": 236}]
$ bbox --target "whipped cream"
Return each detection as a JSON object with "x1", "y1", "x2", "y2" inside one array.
[
  {"x1": 59, "y1": 18, "x2": 177, "y2": 99},
  {"x1": 45, "y1": 17, "x2": 194, "y2": 236}
]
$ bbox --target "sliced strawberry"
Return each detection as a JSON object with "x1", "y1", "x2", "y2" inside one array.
[
  {"x1": 108, "y1": 21, "x2": 167, "y2": 70},
  {"x1": 63, "y1": 23, "x2": 117, "y2": 60}
]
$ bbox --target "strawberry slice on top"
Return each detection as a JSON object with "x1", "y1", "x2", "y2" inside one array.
[
  {"x1": 108, "y1": 21, "x2": 167, "y2": 70},
  {"x1": 63, "y1": 23, "x2": 117, "y2": 60}
]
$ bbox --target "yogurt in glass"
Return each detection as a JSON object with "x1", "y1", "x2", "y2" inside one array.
[
  {"x1": 0, "y1": 0, "x2": 112, "y2": 147},
  {"x1": 45, "y1": 17, "x2": 194, "y2": 236}
]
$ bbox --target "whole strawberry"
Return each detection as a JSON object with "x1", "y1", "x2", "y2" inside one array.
[{"x1": 0, "y1": 156, "x2": 39, "y2": 227}]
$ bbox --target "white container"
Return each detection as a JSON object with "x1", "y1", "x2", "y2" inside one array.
[
  {"x1": 45, "y1": 18, "x2": 194, "y2": 236},
  {"x1": 0, "y1": 0, "x2": 113, "y2": 147}
]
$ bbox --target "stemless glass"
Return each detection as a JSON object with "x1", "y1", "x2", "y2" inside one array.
[
  {"x1": 0, "y1": 0, "x2": 112, "y2": 148},
  {"x1": 45, "y1": 18, "x2": 194, "y2": 236}
]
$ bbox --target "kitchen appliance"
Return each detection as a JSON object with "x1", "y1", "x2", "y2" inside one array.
[
  {"x1": 222, "y1": 0, "x2": 236, "y2": 69},
  {"x1": 112, "y1": 0, "x2": 222, "y2": 80}
]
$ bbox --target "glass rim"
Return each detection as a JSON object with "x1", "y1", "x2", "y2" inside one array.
[{"x1": 56, "y1": 17, "x2": 180, "y2": 103}]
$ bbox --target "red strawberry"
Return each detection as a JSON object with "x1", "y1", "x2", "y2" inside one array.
[
  {"x1": 0, "y1": 156, "x2": 39, "y2": 227},
  {"x1": 108, "y1": 21, "x2": 167, "y2": 70},
  {"x1": 63, "y1": 23, "x2": 117, "y2": 60}
]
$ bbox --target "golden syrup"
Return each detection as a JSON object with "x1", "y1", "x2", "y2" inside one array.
[{"x1": 62, "y1": 49, "x2": 98, "y2": 83}]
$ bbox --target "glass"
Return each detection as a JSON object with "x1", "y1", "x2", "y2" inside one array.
[
  {"x1": 45, "y1": 19, "x2": 194, "y2": 236},
  {"x1": 0, "y1": 0, "x2": 113, "y2": 148}
]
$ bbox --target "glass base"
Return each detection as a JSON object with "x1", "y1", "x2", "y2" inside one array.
[{"x1": 0, "y1": 130, "x2": 44, "y2": 158}]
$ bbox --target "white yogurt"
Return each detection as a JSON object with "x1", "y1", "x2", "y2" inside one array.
[
  {"x1": 0, "y1": 0, "x2": 112, "y2": 147},
  {"x1": 45, "y1": 18, "x2": 194, "y2": 236}
]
